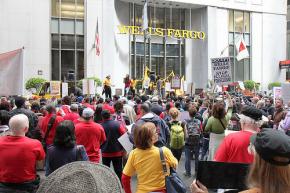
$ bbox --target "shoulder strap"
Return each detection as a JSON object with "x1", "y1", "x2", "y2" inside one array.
[
  {"x1": 76, "y1": 145, "x2": 83, "y2": 161},
  {"x1": 159, "y1": 147, "x2": 168, "y2": 175},
  {"x1": 219, "y1": 119, "x2": 226, "y2": 130},
  {"x1": 43, "y1": 115, "x2": 56, "y2": 143}
]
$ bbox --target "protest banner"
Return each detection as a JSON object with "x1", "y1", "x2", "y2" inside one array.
[
  {"x1": 211, "y1": 57, "x2": 232, "y2": 85},
  {"x1": 281, "y1": 83, "x2": 290, "y2": 104},
  {"x1": 83, "y1": 79, "x2": 96, "y2": 95},
  {"x1": 0, "y1": 48, "x2": 24, "y2": 95},
  {"x1": 50, "y1": 81, "x2": 61, "y2": 95},
  {"x1": 61, "y1": 83, "x2": 68, "y2": 98},
  {"x1": 171, "y1": 76, "x2": 181, "y2": 89}
]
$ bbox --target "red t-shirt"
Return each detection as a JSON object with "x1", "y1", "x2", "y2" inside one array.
[
  {"x1": 0, "y1": 136, "x2": 45, "y2": 183},
  {"x1": 214, "y1": 130, "x2": 254, "y2": 164},
  {"x1": 103, "y1": 103, "x2": 115, "y2": 114},
  {"x1": 75, "y1": 121, "x2": 106, "y2": 163},
  {"x1": 83, "y1": 103, "x2": 95, "y2": 111},
  {"x1": 41, "y1": 113, "x2": 64, "y2": 145},
  {"x1": 63, "y1": 112, "x2": 80, "y2": 122}
]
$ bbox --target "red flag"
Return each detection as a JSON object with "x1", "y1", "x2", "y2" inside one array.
[{"x1": 95, "y1": 19, "x2": 100, "y2": 56}]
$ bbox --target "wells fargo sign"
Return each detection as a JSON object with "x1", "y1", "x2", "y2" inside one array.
[{"x1": 117, "y1": 25, "x2": 206, "y2": 40}]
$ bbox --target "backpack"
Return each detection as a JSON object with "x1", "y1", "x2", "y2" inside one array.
[
  {"x1": 170, "y1": 122, "x2": 185, "y2": 149},
  {"x1": 185, "y1": 119, "x2": 201, "y2": 147}
]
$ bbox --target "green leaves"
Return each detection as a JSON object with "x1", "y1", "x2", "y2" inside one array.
[{"x1": 25, "y1": 77, "x2": 47, "y2": 90}]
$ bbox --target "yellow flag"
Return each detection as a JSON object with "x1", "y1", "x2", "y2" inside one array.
[{"x1": 144, "y1": 66, "x2": 150, "y2": 79}]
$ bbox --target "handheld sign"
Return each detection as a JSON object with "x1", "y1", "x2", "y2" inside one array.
[
  {"x1": 211, "y1": 57, "x2": 232, "y2": 85},
  {"x1": 171, "y1": 76, "x2": 181, "y2": 89}
]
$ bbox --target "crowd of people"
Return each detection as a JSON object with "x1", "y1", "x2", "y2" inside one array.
[{"x1": 0, "y1": 89, "x2": 289, "y2": 193}]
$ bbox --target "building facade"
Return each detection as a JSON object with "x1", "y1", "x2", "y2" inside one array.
[{"x1": 0, "y1": 0, "x2": 287, "y2": 92}]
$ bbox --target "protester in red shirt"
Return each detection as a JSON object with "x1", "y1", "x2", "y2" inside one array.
[
  {"x1": 57, "y1": 96, "x2": 72, "y2": 117},
  {"x1": 103, "y1": 98, "x2": 115, "y2": 114},
  {"x1": 0, "y1": 114, "x2": 45, "y2": 192},
  {"x1": 63, "y1": 104, "x2": 80, "y2": 122},
  {"x1": 82, "y1": 97, "x2": 95, "y2": 111},
  {"x1": 101, "y1": 110, "x2": 126, "y2": 180},
  {"x1": 41, "y1": 105, "x2": 64, "y2": 146},
  {"x1": 214, "y1": 106, "x2": 263, "y2": 164},
  {"x1": 75, "y1": 108, "x2": 106, "y2": 163}
]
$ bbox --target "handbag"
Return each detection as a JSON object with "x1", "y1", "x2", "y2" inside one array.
[
  {"x1": 159, "y1": 147, "x2": 187, "y2": 193},
  {"x1": 41, "y1": 115, "x2": 56, "y2": 151}
]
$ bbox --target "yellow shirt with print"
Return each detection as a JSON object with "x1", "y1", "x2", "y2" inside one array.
[
  {"x1": 123, "y1": 146, "x2": 178, "y2": 193},
  {"x1": 103, "y1": 78, "x2": 111, "y2": 87}
]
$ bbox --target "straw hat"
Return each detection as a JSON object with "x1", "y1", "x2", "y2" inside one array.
[{"x1": 37, "y1": 162, "x2": 123, "y2": 193}]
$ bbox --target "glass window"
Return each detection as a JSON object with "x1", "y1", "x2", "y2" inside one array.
[
  {"x1": 180, "y1": 10, "x2": 185, "y2": 30},
  {"x1": 76, "y1": 0, "x2": 84, "y2": 19},
  {"x1": 136, "y1": 42, "x2": 149, "y2": 55},
  {"x1": 131, "y1": 55, "x2": 135, "y2": 78},
  {"x1": 244, "y1": 12, "x2": 250, "y2": 33},
  {"x1": 165, "y1": 8, "x2": 171, "y2": 28},
  {"x1": 244, "y1": 34, "x2": 250, "y2": 45},
  {"x1": 130, "y1": 4, "x2": 185, "y2": 80},
  {"x1": 229, "y1": 10, "x2": 234, "y2": 32},
  {"x1": 51, "y1": 0, "x2": 60, "y2": 17},
  {"x1": 52, "y1": 50, "x2": 60, "y2": 80},
  {"x1": 151, "y1": 43, "x2": 164, "y2": 56},
  {"x1": 229, "y1": 45, "x2": 234, "y2": 56},
  {"x1": 51, "y1": 0, "x2": 84, "y2": 82},
  {"x1": 134, "y1": 5, "x2": 143, "y2": 27},
  {"x1": 166, "y1": 44, "x2": 179, "y2": 56},
  {"x1": 166, "y1": 58, "x2": 180, "y2": 77},
  {"x1": 51, "y1": 34, "x2": 59, "y2": 49},
  {"x1": 61, "y1": 0, "x2": 76, "y2": 18},
  {"x1": 151, "y1": 57, "x2": 165, "y2": 78},
  {"x1": 181, "y1": 57, "x2": 185, "y2": 79},
  {"x1": 244, "y1": 58, "x2": 250, "y2": 80},
  {"x1": 61, "y1": 34, "x2": 75, "y2": 49},
  {"x1": 76, "y1": 20, "x2": 84, "y2": 35},
  {"x1": 136, "y1": 56, "x2": 144, "y2": 79},
  {"x1": 61, "y1": 50, "x2": 75, "y2": 81},
  {"x1": 228, "y1": 10, "x2": 251, "y2": 81},
  {"x1": 51, "y1": 19, "x2": 59, "y2": 34},
  {"x1": 76, "y1": 35, "x2": 84, "y2": 49},
  {"x1": 60, "y1": 19, "x2": 74, "y2": 34},
  {"x1": 77, "y1": 51, "x2": 84, "y2": 80},
  {"x1": 235, "y1": 59, "x2": 244, "y2": 81},
  {"x1": 234, "y1": 11, "x2": 243, "y2": 32},
  {"x1": 172, "y1": 9, "x2": 180, "y2": 29},
  {"x1": 155, "y1": 8, "x2": 165, "y2": 28},
  {"x1": 229, "y1": 32, "x2": 234, "y2": 44}
]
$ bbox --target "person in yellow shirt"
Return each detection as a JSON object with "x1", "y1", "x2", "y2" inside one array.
[
  {"x1": 130, "y1": 77, "x2": 136, "y2": 97},
  {"x1": 122, "y1": 122, "x2": 178, "y2": 193},
  {"x1": 103, "y1": 75, "x2": 112, "y2": 99}
]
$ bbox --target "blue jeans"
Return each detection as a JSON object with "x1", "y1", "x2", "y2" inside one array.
[
  {"x1": 200, "y1": 137, "x2": 209, "y2": 161},
  {"x1": 184, "y1": 145, "x2": 199, "y2": 175}
]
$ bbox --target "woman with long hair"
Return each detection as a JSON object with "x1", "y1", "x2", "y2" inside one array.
[
  {"x1": 122, "y1": 122, "x2": 178, "y2": 193},
  {"x1": 46, "y1": 120, "x2": 88, "y2": 176},
  {"x1": 204, "y1": 93, "x2": 233, "y2": 161}
]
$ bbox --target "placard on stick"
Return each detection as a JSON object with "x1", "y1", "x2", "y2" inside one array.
[{"x1": 211, "y1": 57, "x2": 232, "y2": 85}]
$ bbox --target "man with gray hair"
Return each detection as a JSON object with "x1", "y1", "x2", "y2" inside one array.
[
  {"x1": 0, "y1": 114, "x2": 45, "y2": 192},
  {"x1": 63, "y1": 104, "x2": 80, "y2": 122},
  {"x1": 214, "y1": 106, "x2": 263, "y2": 164}
]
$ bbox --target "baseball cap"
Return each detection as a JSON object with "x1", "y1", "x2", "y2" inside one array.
[
  {"x1": 152, "y1": 96, "x2": 159, "y2": 103},
  {"x1": 37, "y1": 162, "x2": 123, "y2": 193},
  {"x1": 70, "y1": 104, "x2": 78, "y2": 111},
  {"x1": 250, "y1": 128, "x2": 290, "y2": 166},
  {"x1": 82, "y1": 108, "x2": 94, "y2": 118},
  {"x1": 237, "y1": 105, "x2": 263, "y2": 121}
]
